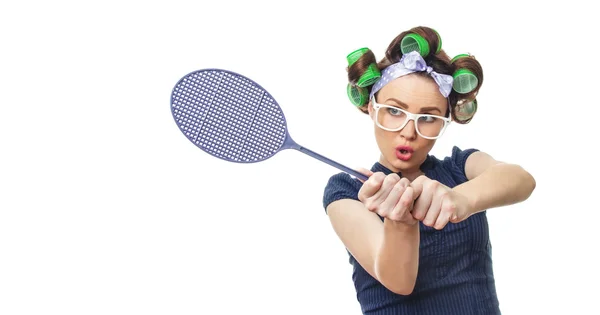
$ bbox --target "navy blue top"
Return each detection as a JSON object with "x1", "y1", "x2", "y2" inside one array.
[{"x1": 322, "y1": 146, "x2": 500, "y2": 315}]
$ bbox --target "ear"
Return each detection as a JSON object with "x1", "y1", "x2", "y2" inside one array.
[{"x1": 367, "y1": 100, "x2": 374, "y2": 118}]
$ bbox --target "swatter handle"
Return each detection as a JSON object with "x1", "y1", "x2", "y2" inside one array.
[{"x1": 296, "y1": 146, "x2": 370, "y2": 182}]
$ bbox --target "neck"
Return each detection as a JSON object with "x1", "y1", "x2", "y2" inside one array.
[
  {"x1": 401, "y1": 171, "x2": 424, "y2": 182},
  {"x1": 378, "y1": 155, "x2": 424, "y2": 182}
]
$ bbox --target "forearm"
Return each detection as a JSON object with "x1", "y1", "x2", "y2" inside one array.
[
  {"x1": 374, "y1": 219, "x2": 420, "y2": 295},
  {"x1": 453, "y1": 163, "x2": 536, "y2": 215}
]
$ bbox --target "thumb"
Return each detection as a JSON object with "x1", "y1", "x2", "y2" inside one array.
[{"x1": 354, "y1": 167, "x2": 373, "y2": 183}]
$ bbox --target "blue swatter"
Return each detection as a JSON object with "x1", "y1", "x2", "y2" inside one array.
[{"x1": 170, "y1": 68, "x2": 369, "y2": 181}]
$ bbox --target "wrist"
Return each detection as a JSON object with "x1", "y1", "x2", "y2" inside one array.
[
  {"x1": 468, "y1": 192, "x2": 480, "y2": 215},
  {"x1": 452, "y1": 185, "x2": 480, "y2": 217}
]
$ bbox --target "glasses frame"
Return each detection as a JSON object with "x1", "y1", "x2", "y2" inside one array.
[{"x1": 370, "y1": 96, "x2": 451, "y2": 140}]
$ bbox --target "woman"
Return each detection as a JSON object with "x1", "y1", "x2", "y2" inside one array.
[{"x1": 322, "y1": 26, "x2": 536, "y2": 314}]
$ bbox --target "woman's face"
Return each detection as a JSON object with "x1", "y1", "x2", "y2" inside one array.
[{"x1": 367, "y1": 74, "x2": 449, "y2": 176}]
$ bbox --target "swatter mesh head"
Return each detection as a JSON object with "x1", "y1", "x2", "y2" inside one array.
[{"x1": 171, "y1": 70, "x2": 288, "y2": 163}]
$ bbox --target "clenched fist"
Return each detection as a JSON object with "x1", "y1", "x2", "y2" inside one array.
[
  {"x1": 356, "y1": 170, "x2": 418, "y2": 225},
  {"x1": 409, "y1": 175, "x2": 473, "y2": 230}
]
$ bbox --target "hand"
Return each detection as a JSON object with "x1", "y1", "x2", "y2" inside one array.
[
  {"x1": 409, "y1": 175, "x2": 473, "y2": 230},
  {"x1": 356, "y1": 169, "x2": 418, "y2": 225}
]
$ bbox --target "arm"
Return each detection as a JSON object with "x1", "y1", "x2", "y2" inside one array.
[
  {"x1": 453, "y1": 151, "x2": 536, "y2": 216},
  {"x1": 327, "y1": 199, "x2": 419, "y2": 295}
]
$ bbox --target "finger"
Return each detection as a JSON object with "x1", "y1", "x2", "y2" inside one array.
[
  {"x1": 423, "y1": 191, "x2": 444, "y2": 227},
  {"x1": 373, "y1": 173, "x2": 401, "y2": 205},
  {"x1": 358, "y1": 172, "x2": 385, "y2": 203},
  {"x1": 398, "y1": 177, "x2": 411, "y2": 189},
  {"x1": 390, "y1": 186, "x2": 414, "y2": 221},
  {"x1": 411, "y1": 181, "x2": 434, "y2": 220},
  {"x1": 434, "y1": 197, "x2": 456, "y2": 230},
  {"x1": 409, "y1": 175, "x2": 428, "y2": 200},
  {"x1": 354, "y1": 167, "x2": 374, "y2": 183},
  {"x1": 378, "y1": 180, "x2": 406, "y2": 218}
]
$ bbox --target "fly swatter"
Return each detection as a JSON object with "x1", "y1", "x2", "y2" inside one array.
[{"x1": 170, "y1": 68, "x2": 369, "y2": 181}]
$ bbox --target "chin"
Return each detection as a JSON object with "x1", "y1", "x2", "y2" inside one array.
[
  {"x1": 384, "y1": 152, "x2": 423, "y2": 174},
  {"x1": 382, "y1": 156, "x2": 411, "y2": 172},
  {"x1": 393, "y1": 160, "x2": 415, "y2": 172}
]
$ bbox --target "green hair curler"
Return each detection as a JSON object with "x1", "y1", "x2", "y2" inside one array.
[
  {"x1": 347, "y1": 48, "x2": 381, "y2": 87},
  {"x1": 451, "y1": 53, "x2": 470, "y2": 63},
  {"x1": 400, "y1": 32, "x2": 442, "y2": 57},
  {"x1": 347, "y1": 83, "x2": 369, "y2": 107},
  {"x1": 455, "y1": 99, "x2": 477, "y2": 122},
  {"x1": 432, "y1": 29, "x2": 442, "y2": 54},
  {"x1": 451, "y1": 54, "x2": 478, "y2": 94}
]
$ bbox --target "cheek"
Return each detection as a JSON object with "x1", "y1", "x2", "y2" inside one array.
[
  {"x1": 374, "y1": 127, "x2": 393, "y2": 144},
  {"x1": 373, "y1": 128, "x2": 391, "y2": 152},
  {"x1": 417, "y1": 138, "x2": 436, "y2": 152}
]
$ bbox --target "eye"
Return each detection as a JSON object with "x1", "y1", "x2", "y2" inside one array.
[
  {"x1": 418, "y1": 115, "x2": 437, "y2": 123},
  {"x1": 386, "y1": 107, "x2": 404, "y2": 116}
]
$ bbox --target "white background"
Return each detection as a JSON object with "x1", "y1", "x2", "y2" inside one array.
[{"x1": 1, "y1": 1, "x2": 599, "y2": 314}]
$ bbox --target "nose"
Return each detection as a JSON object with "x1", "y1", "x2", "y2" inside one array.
[{"x1": 399, "y1": 119, "x2": 417, "y2": 140}]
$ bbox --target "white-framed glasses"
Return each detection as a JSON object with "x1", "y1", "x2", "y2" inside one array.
[{"x1": 371, "y1": 97, "x2": 451, "y2": 140}]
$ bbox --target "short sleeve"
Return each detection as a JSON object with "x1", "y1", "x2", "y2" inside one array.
[
  {"x1": 442, "y1": 146, "x2": 479, "y2": 185},
  {"x1": 322, "y1": 172, "x2": 363, "y2": 213}
]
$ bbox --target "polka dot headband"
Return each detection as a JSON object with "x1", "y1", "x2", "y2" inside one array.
[{"x1": 369, "y1": 51, "x2": 454, "y2": 99}]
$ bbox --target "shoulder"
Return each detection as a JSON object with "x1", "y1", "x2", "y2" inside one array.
[
  {"x1": 443, "y1": 146, "x2": 480, "y2": 171},
  {"x1": 436, "y1": 146, "x2": 501, "y2": 183},
  {"x1": 322, "y1": 172, "x2": 363, "y2": 213},
  {"x1": 462, "y1": 149, "x2": 502, "y2": 180},
  {"x1": 437, "y1": 146, "x2": 480, "y2": 184}
]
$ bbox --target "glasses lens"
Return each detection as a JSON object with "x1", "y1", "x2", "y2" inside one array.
[
  {"x1": 416, "y1": 115, "x2": 445, "y2": 138},
  {"x1": 377, "y1": 105, "x2": 445, "y2": 138},
  {"x1": 377, "y1": 106, "x2": 407, "y2": 130}
]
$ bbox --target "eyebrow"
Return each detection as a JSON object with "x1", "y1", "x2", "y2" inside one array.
[{"x1": 385, "y1": 98, "x2": 443, "y2": 114}]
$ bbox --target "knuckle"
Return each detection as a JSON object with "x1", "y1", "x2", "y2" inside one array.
[
  {"x1": 384, "y1": 173, "x2": 400, "y2": 185},
  {"x1": 399, "y1": 177, "x2": 410, "y2": 187},
  {"x1": 364, "y1": 173, "x2": 381, "y2": 189},
  {"x1": 427, "y1": 180, "x2": 439, "y2": 190},
  {"x1": 365, "y1": 182, "x2": 380, "y2": 193},
  {"x1": 393, "y1": 181, "x2": 406, "y2": 192},
  {"x1": 364, "y1": 200, "x2": 377, "y2": 212},
  {"x1": 365, "y1": 179, "x2": 377, "y2": 189},
  {"x1": 357, "y1": 191, "x2": 365, "y2": 201},
  {"x1": 372, "y1": 172, "x2": 385, "y2": 182},
  {"x1": 444, "y1": 203, "x2": 457, "y2": 213},
  {"x1": 357, "y1": 189, "x2": 368, "y2": 202}
]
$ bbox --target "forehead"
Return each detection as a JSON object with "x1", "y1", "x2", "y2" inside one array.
[{"x1": 376, "y1": 74, "x2": 447, "y2": 110}]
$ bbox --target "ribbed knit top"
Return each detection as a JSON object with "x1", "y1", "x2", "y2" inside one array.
[{"x1": 322, "y1": 146, "x2": 501, "y2": 315}]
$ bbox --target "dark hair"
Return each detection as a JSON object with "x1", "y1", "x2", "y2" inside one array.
[{"x1": 346, "y1": 26, "x2": 484, "y2": 124}]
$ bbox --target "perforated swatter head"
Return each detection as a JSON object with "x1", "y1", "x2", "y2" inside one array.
[
  {"x1": 170, "y1": 68, "x2": 369, "y2": 181},
  {"x1": 171, "y1": 69, "x2": 288, "y2": 163}
]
